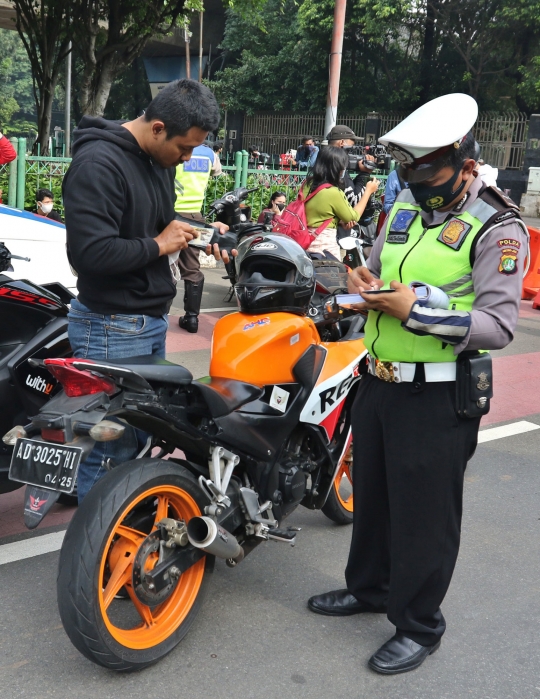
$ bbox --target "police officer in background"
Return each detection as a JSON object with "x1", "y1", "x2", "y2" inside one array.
[
  {"x1": 174, "y1": 141, "x2": 222, "y2": 333},
  {"x1": 308, "y1": 94, "x2": 529, "y2": 674}
]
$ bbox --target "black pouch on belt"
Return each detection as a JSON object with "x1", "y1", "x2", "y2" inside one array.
[{"x1": 456, "y1": 351, "x2": 493, "y2": 418}]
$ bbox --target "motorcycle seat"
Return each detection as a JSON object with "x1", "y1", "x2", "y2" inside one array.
[
  {"x1": 103, "y1": 356, "x2": 194, "y2": 385},
  {"x1": 195, "y1": 377, "x2": 263, "y2": 418}
]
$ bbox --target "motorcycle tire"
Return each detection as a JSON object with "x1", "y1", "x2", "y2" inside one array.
[
  {"x1": 321, "y1": 445, "x2": 354, "y2": 525},
  {"x1": 57, "y1": 458, "x2": 214, "y2": 671}
]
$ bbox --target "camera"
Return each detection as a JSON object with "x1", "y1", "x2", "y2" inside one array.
[{"x1": 347, "y1": 144, "x2": 390, "y2": 172}]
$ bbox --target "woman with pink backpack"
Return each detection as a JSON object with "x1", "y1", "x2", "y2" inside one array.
[{"x1": 274, "y1": 146, "x2": 378, "y2": 259}]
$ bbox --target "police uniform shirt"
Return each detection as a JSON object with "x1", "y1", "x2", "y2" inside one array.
[{"x1": 366, "y1": 174, "x2": 529, "y2": 353}]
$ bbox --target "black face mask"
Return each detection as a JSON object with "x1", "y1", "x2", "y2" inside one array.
[
  {"x1": 276, "y1": 202, "x2": 286, "y2": 211},
  {"x1": 408, "y1": 166, "x2": 466, "y2": 213}
]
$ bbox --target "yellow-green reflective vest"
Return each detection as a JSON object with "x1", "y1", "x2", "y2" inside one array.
[
  {"x1": 365, "y1": 190, "x2": 488, "y2": 363},
  {"x1": 174, "y1": 145, "x2": 214, "y2": 213}
]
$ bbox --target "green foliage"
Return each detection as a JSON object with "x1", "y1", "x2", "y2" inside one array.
[
  {"x1": 518, "y1": 57, "x2": 540, "y2": 110},
  {"x1": 210, "y1": 0, "x2": 540, "y2": 114},
  {"x1": 0, "y1": 28, "x2": 35, "y2": 129}
]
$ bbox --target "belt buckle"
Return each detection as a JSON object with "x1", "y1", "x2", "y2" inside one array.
[{"x1": 375, "y1": 360, "x2": 395, "y2": 382}]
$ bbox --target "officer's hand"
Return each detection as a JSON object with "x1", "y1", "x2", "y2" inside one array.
[
  {"x1": 352, "y1": 281, "x2": 417, "y2": 321},
  {"x1": 340, "y1": 220, "x2": 356, "y2": 230},
  {"x1": 348, "y1": 266, "x2": 381, "y2": 293},
  {"x1": 155, "y1": 220, "x2": 196, "y2": 255}
]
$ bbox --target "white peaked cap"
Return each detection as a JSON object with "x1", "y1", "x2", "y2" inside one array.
[{"x1": 379, "y1": 93, "x2": 478, "y2": 160}]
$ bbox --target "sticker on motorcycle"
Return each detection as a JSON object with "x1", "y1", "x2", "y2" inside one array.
[
  {"x1": 300, "y1": 357, "x2": 362, "y2": 426},
  {"x1": 243, "y1": 317, "x2": 270, "y2": 331},
  {"x1": 270, "y1": 386, "x2": 290, "y2": 413}
]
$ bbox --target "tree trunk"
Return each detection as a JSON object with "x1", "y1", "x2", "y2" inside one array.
[
  {"x1": 419, "y1": 1, "x2": 437, "y2": 105},
  {"x1": 83, "y1": 56, "x2": 118, "y2": 117},
  {"x1": 34, "y1": 76, "x2": 57, "y2": 155}
]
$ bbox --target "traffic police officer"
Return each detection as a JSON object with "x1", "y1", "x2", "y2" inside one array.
[
  {"x1": 308, "y1": 94, "x2": 529, "y2": 674},
  {"x1": 174, "y1": 142, "x2": 222, "y2": 333}
]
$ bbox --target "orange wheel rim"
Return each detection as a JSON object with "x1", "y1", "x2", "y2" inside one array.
[
  {"x1": 334, "y1": 448, "x2": 353, "y2": 512},
  {"x1": 98, "y1": 485, "x2": 205, "y2": 650}
]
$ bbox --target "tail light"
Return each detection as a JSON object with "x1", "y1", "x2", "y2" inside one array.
[
  {"x1": 41, "y1": 428, "x2": 66, "y2": 443},
  {"x1": 44, "y1": 358, "x2": 116, "y2": 398}
]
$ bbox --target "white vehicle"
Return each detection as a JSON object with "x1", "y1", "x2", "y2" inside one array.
[{"x1": 0, "y1": 205, "x2": 77, "y2": 291}]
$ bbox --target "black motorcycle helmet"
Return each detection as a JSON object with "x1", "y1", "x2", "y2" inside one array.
[{"x1": 235, "y1": 234, "x2": 315, "y2": 315}]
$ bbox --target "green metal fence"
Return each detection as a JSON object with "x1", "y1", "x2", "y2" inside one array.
[{"x1": 1, "y1": 144, "x2": 387, "y2": 223}]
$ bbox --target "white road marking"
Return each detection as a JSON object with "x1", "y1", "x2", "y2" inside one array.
[
  {"x1": 478, "y1": 420, "x2": 540, "y2": 443},
  {"x1": 0, "y1": 531, "x2": 65, "y2": 566},
  {"x1": 200, "y1": 307, "x2": 235, "y2": 313},
  {"x1": 0, "y1": 420, "x2": 538, "y2": 565}
]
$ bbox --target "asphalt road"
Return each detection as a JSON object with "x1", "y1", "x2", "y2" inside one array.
[
  {"x1": 2, "y1": 243, "x2": 540, "y2": 698},
  {"x1": 1, "y1": 424, "x2": 539, "y2": 699}
]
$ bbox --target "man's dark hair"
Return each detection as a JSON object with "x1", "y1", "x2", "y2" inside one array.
[
  {"x1": 301, "y1": 136, "x2": 313, "y2": 145},
  {"x1": 144, "y1": 79, "x2": 220, "y2": 139},
  {"x1": 305, "y1": 146, "x2": 348, "y2": 193},
  {"x1": 442, "y1": 132, "x2": 478, "y2": 169},
  {"x1": 36, "y1": 188, "x2": 53, "y2": 202},
  {"x1": 213, "y1": 141, "x2": 223, "y2": 152}
]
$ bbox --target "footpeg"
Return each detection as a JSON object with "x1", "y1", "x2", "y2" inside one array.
[{"x1": 267, "y1": 527, "x2": 301, "y2": 546}]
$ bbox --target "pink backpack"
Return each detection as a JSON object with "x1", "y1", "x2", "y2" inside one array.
[{"x1": 272, "y1": 183, "x2": 333, "y2": 249}]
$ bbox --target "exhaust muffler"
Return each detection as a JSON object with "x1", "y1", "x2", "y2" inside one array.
[{"x1": 187, "y1": 516, "x2": 244, "y2": 564}]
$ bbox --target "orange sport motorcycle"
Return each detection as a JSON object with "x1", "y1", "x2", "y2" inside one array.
[{"x1": 5, "y1": 234, "x2": 367, "y2": 671}]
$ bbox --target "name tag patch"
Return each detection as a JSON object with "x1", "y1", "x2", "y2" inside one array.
[
  {"x1": 437, "y1": 218, "x2": 473, "y2": 250},
  {"x1": 389, "y1": 209, "x2": 417, "y2": 234},
  {"x1": 387, "y1": 233, "x2": 409, "y2": 244}
]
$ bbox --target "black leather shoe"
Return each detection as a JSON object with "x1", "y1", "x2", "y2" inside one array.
[
  {"x1": 308, "y1": 589, "x2": 387, "y2": 617},
  {"x1": 179, "y1": 314, "x2": 199, "y2": 333},
  {"x1": 368, "y1": 632, "x2": 441, "y2": 675}
]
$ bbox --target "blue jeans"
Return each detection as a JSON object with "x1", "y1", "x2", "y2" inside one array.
[{"x1": 68, "y1": 299, "x2": 168, "y2": 502}]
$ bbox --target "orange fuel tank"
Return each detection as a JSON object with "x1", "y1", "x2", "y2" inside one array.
[{"x1": 210, "y1": 312, "x2": 320, "y2": 386}]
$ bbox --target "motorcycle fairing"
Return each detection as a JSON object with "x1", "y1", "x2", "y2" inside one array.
[{"x1": 300, "y1": 342, "x2": 366, "y2": 440}]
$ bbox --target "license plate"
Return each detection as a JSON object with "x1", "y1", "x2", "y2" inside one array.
[{"x1": 9, "y1": 438, "x2": 81, "y2": 494}]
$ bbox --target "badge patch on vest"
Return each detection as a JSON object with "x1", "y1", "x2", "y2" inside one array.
[
  {"x1": 390, "y1": 209, "x2": 417, "y2": 233},
  {"x1": 388, "y1": 209, "x2": 417, "y2": 243},
  {"x1": 437, "y1": 218, "x2": 473, "y2": 251}
]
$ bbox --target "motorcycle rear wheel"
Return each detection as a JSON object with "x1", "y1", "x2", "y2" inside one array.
[
  {"x1": 321, "y1": 445, "x2": 354, "y2": 525},
  {"x1": 57, "y1": 458, "x2": 213, "y2": 671}
]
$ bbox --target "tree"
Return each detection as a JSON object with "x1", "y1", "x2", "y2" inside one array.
[
  {"x1": 11, "y1": 0, "x2": 72, "y2": 154},
  {"x1": 73, "y1": 0, "x2": 198, "y2": 117}
]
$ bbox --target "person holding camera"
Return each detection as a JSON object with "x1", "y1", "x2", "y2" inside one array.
[
  {"x1": 327, "y1": 125, "x2": 377, "y2": 212},
  {"x1": 308, "y1": 94, "x2": 528, "y2": 674}
]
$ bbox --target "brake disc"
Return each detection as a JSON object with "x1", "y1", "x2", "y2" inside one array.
[{"x1": 132, "y1": 531, "x2": 178, "y2": 606}]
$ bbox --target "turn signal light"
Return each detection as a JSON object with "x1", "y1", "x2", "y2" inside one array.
[
  {"x1": 2, "y1": 425, "x2": 27, "y2": 446},
  {"x1": 44, "y1": 358, "x2": 116, "y2": 398},
  {"x1": 89, "y1": 420, "x2": 125, "y2": 442}
]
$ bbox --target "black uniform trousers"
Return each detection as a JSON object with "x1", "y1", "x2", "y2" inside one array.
[{"x1": 345, "y1": 373, "x2": 481, "y2": 647}]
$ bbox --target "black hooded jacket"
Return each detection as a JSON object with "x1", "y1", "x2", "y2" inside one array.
[{"x1": 63, "y1": 117, "x2": 176, "y2": 316}]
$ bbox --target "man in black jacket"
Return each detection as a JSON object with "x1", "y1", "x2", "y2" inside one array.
[{"x1": 63, "y1": 79, "x2": 226, "y2": 501}]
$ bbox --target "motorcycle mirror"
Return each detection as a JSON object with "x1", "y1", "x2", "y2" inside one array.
[{"x1": 339, "y1": 237, "x2": 359, "y2": 251}]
